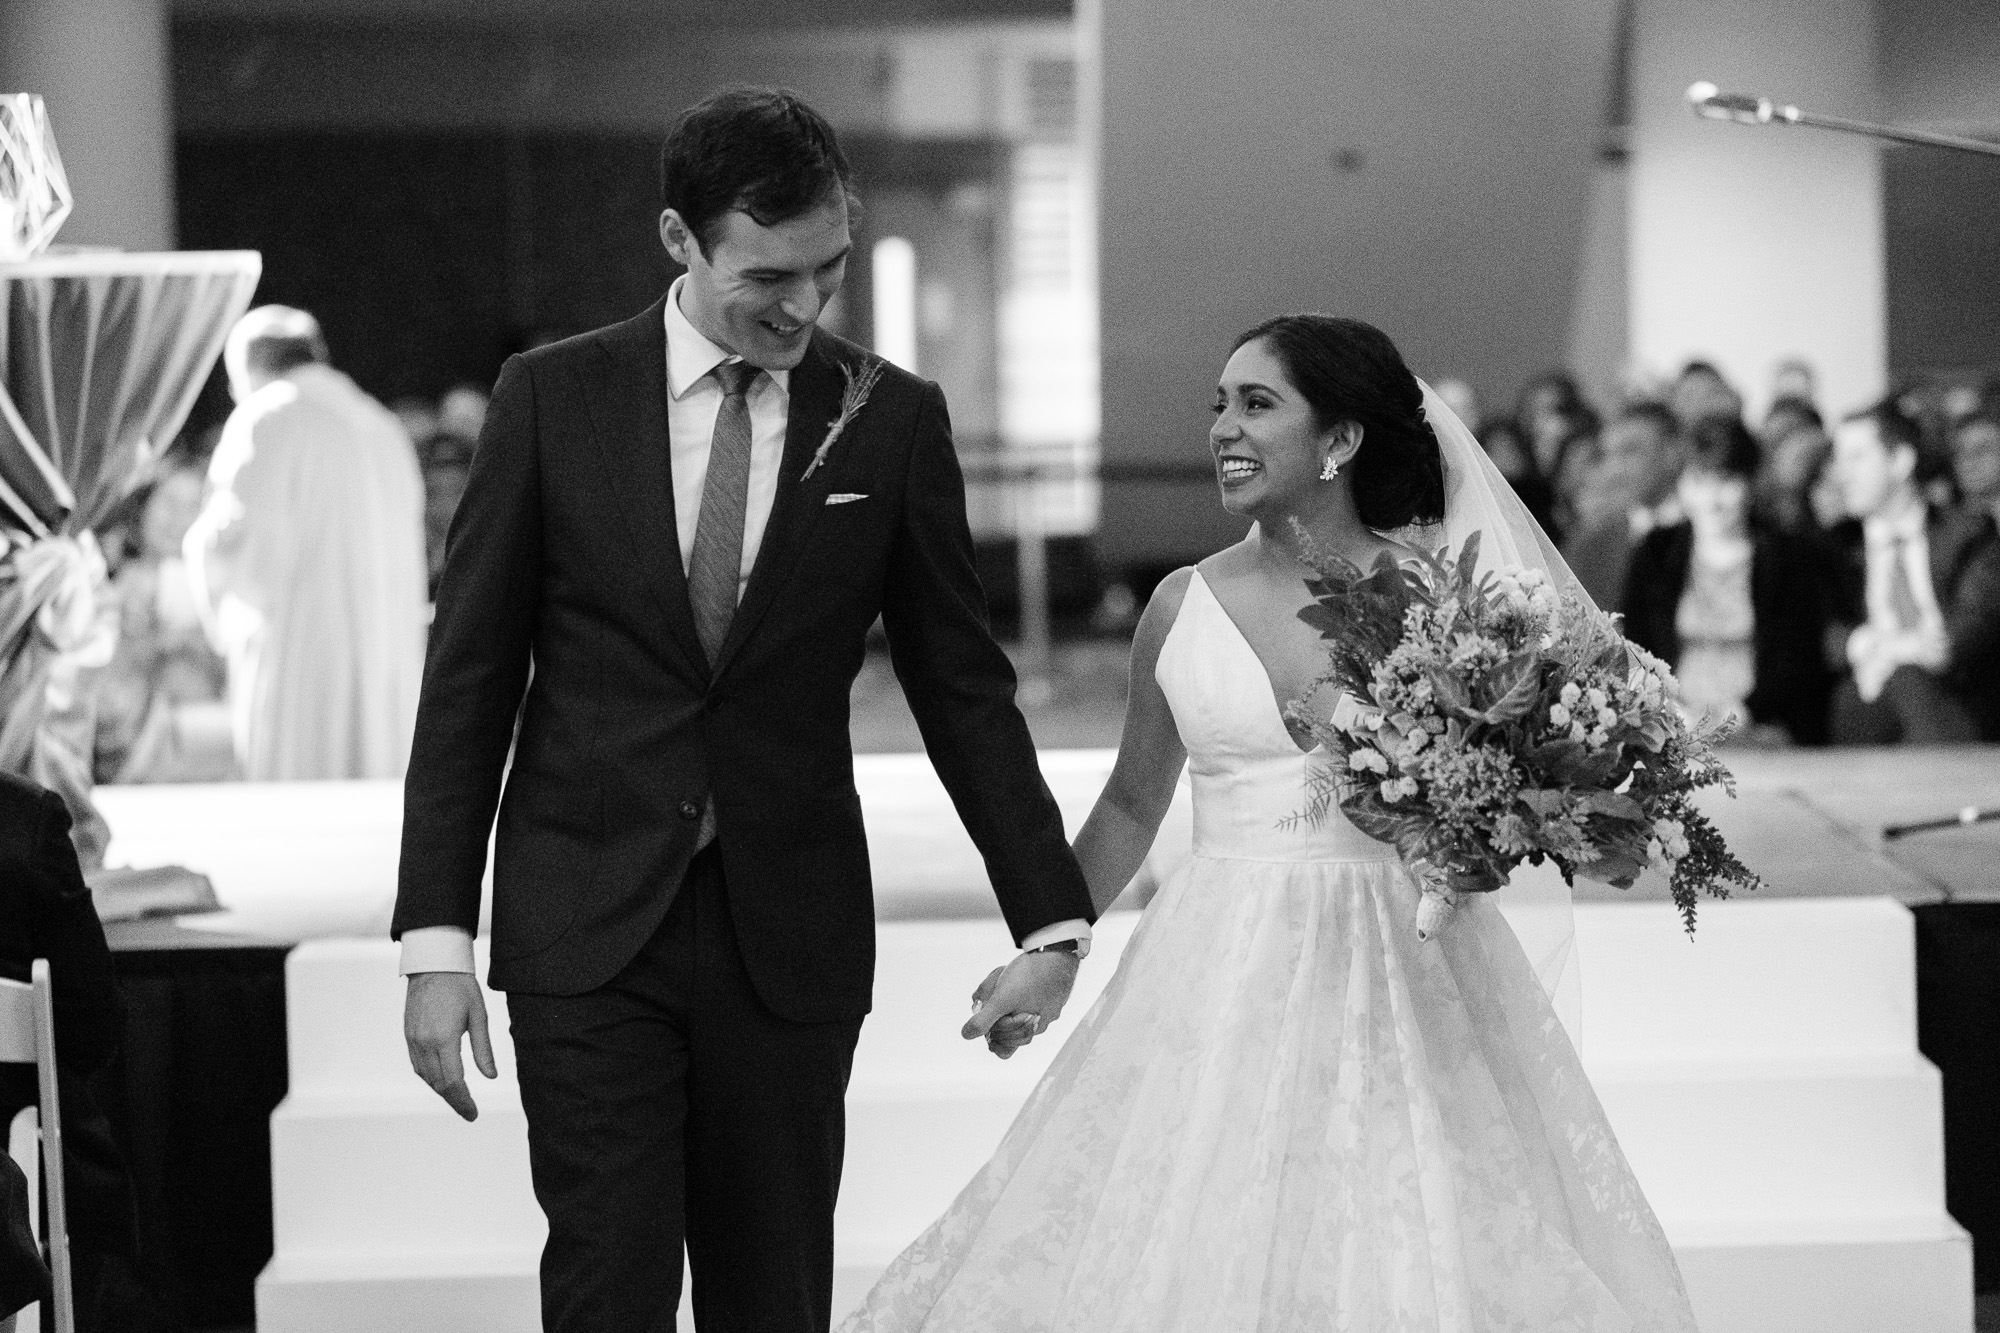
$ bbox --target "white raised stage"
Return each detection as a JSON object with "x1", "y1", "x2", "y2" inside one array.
[{"x1": 90, "y1": 752, "x2": 1976, "y2": 1331}]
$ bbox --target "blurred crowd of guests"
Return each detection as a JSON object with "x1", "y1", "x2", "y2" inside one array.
[
  {"x1": 75, "y1": 309, "x2": 2000, "y2": 787},
  {"x1": 86, "y1": 307, "x2": 486, "y2": 785},
  {"x1": 1455, "y1": 359, "x2": 2000, "y2": 747}
]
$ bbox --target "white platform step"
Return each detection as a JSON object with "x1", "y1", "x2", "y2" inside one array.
[
  {"x1": 1573, "y1": 896, "x2": 1917, "y2": 1062},
  {"x1": 271, "y1": 1088, "x2": 539, "y2": 1251},
  {"x1": 258, "y1": 1225, "x2": 1973, "y2": 1333},
  {"x1": 276, "y1": 897, "x2": 1920, "y2": 1091},
  {"x1": 93, "y1": 752, "x2": 1189, "y2": 944},
  {"x1": 259, "y1": 1248, "x2": 540, "y2": 1333},
  {"x1": 835, "y1": 1054, "x2": 1954, "y2": 1252},
  {"x1": 258, "y1": 897, "x2": 1970, "y2": 1333},
  {"x1": 1675, "y1": 1216, "x2": 1973, "y2": 1333}
]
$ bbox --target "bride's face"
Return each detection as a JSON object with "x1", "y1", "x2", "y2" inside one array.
[{"x1": 1211, "y1": 339, "x2": 1336, "y2": 517}]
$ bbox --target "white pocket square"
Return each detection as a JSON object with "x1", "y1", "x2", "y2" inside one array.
[{"x1": 825, "y1": 493, "x2": 869, "y2": 505}]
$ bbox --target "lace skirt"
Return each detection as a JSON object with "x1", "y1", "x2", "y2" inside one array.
[{"x1": 838, "y1": 855, "x2": 1700, "y2": 1333}]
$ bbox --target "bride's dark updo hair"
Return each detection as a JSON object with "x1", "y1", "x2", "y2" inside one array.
[{"x1": 1233, "y1": 314, "x2": 1446, "y2": 530}]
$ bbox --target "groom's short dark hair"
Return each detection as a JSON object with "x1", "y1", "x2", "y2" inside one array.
[{"x1": 660, "y1": 87, "x2": 854, "y2": 256}]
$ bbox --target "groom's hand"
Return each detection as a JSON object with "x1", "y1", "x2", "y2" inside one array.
[
  {"x1": 405, "y1": 971, "x2": 498, "y2": 1121},
  {"x1": 962, "y1": 951, "x2": 1079, "y2": 1059}
]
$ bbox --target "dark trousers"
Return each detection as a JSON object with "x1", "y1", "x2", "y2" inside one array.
[
  {"x1": 1830, "y1": 666, "x2": 1982, "y2": 745},
  {"x1": 507, "y1": 845, "x2": 864, "y2": 1333}
]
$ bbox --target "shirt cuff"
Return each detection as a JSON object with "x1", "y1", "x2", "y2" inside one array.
[
  {"x1": 399, "y1": 926, "x2": 477, "y2": 976},
  {"x1": 1022, "y1": 919, "x2": 1093, "y2": 960}
]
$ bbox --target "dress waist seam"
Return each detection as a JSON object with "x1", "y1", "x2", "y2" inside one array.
[{"x1": 1189, "y1": 851, "x2": 1401, "y2": 867}]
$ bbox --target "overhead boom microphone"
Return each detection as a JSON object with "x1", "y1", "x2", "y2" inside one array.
[
  {"x1": 1685, "y1": 80, "x2": 2000, "y2": 159},
  {"x1": 1685, "y1": 82, "x2": 1787, "y2": 126},
  {"x1": 1881, "y1": 805, "x2": 2000, "y2": 842}
]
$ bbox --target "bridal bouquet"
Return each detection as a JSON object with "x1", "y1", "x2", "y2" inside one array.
[{"x1": 1286, "y1": 532, "x2": 1762, "y2": 939}]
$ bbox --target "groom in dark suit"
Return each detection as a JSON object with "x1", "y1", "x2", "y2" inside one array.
[{"x1": 394, "y1": 88, "x2": 1096, "y2": 1331}]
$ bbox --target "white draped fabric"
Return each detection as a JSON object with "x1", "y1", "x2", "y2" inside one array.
[
  {"x1": 185, "y1": 363, "x2": 427, "y2": 781},
  {"x1": 0, "y1": 251, "x2": 259, "y2": 860}
]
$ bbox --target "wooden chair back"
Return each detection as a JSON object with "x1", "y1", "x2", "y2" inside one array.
[{"x1": 0, "y1": 964, "x2": 73, "y2": 1333}]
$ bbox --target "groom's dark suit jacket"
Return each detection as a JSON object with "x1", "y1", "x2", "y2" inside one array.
[{"x1": 392, "y1": 301, "x2": 1093, "y2": 1020}]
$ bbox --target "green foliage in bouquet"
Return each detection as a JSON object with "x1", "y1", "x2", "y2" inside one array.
[{"x1": 1284, "y1": 530, "x2": 1764, "y2": 933}]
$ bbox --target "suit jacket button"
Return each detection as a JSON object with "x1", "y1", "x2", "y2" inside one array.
[{"x1": 679, "y1": 800, "x2": 701, "y2": 820}]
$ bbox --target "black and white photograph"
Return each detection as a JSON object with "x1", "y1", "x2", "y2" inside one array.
[{"x1": 2, "y1": 0, "x2": 1998, "y2": 1329}]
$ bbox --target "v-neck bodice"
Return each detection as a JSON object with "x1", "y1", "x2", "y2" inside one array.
[{"x1": 1155, "y1": 572, "x2": 1397, "y2": 864}]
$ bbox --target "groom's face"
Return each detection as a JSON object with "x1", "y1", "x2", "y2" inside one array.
[{"x1": 663, "y1": 192, "x2": 853, "y2": 371}]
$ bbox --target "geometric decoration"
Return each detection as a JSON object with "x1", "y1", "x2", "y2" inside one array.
[
  {"x1": 0, "y1": 95, "x2": 72, "y2": 263},
  {"x1": 0, "y1": 249, "x2": 261, "y2": 537},
  {"x1": 0, "y1": 248, "x2": 259, "y2": 865}
]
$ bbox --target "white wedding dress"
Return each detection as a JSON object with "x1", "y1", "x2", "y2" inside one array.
[{"x1": 840, "y1": 571, "x2": 1700, "y2": 1333}]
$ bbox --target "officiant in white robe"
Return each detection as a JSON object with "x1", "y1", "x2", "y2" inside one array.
[{"x1": 184, "y1": 305, "x2": 428, "y2": 780}]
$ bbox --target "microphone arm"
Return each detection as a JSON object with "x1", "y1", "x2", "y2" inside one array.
[
  {"x1": 1685, "y1": 81, "x2": 2000, "y2": 160},
  {"x1": 1881, "y1": 805, "x2": 2000, "y2": 842}
]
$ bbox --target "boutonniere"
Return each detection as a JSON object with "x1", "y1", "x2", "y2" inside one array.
[{"x1": 802, "y1": 358, "x2": 886, "y2": 482}]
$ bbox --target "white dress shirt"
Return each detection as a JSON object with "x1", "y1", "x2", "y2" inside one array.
[
  {"x1": 662, "y1": 278, "x2": 792, "y2": 596},
  {"x1": 1847, "y1": 498, "x2": 1950, "y2": 702},
  {"x1": 402, "y1": 280, "x2": 1087, "y2": 975}
]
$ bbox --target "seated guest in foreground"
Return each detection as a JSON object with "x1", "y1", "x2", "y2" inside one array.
[
  {"x1": 1827, "y1": 401, "x2": 2000, "y2": 744},
  {"x1": 1622, "y1": 417, "x2": 1833, "y2": 744},
  {"x1": 1562, "y1": 401, "x2": 1686, "y2": 609},
  {"x1": 0, "y1": 773, "x2": 177, "y2": 1333},
  {"x1": 183, "y1": 305, "x2": 430, "y2": 780}
]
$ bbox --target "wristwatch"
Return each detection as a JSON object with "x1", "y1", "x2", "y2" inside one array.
[{"x1": 1027, "y1": 938, "x2": 1084, "y2": 959}]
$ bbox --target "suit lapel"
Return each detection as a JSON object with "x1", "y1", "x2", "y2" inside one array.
[
  {"x1": 584, "y1": 298, "x2": 709, "y2": 682},
  {"x1": 711, "y1": 331, "x2": 852, "y2": 679}
]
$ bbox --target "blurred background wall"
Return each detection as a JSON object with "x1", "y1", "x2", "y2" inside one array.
[
  {"x1": 1626, "y1": 0, "x2": 1887, "y2": 427},
  {"x1": 4, "y1": 0, "x2": 1999, "y2": 585},
  {"x1": 1880, "y1": 0, "x2": 2000, "y2": 384},
  {"x1": 0, "y1": 0, "x2": 176, "y2": 250},
  {"x1": 1094, "y1": 0, "x2": 1621, "y2": 568}
]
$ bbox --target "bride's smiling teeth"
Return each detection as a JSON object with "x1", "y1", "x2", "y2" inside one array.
[{"x1": 1219, "y1": 456, "x2": 1262, "y2": 480}]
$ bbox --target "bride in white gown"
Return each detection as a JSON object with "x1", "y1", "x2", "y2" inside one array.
[{"x1": 840, "y1": 315, "x2": 1699, "y2": 1332}]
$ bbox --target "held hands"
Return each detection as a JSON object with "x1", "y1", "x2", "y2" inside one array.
[
  {"x1": 962, "y1": 949, "x2": 1080, "y2": 1059},
  {"x1": 404, "y1": 972, "x2": 498, "y2": 1121}
]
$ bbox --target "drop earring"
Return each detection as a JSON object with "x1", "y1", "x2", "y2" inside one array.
[{"x1": 1319, "y1": 456, "x2": 1340, "y2": 482}]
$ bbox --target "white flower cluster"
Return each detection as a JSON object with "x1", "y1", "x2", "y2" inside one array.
[
  {"x1": 1347, "y1": 747, "x2": 1390, "y2": 775},
  {"x1": 1646, "y1": 817, "x2": 1689, "y2": 866},
  {"x1": 1347, "y1": 747, "x2": 1416, "y2": 801},
  {"x1": 1624, "y1": 646, "x2": 1678, "y2": 704},
  {"x1": 1491, "y1": 567, "x2": 1561, "y2": 616},
  {"x1": 1548, "y1": 680, "x2": 1620, "y2": 747}
]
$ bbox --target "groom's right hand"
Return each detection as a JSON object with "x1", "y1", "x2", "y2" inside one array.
[{"x1": 405, "y1": 971, "x2": 498, "y2": 1121}]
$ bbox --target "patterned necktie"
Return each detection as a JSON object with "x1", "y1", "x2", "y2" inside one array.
[
  {"x1": 686, "y1": 359, "x2": 758, "y2": 667},
  {"x1": 1887, "y1": 534, "x2": 1923, "y2": 633}
]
